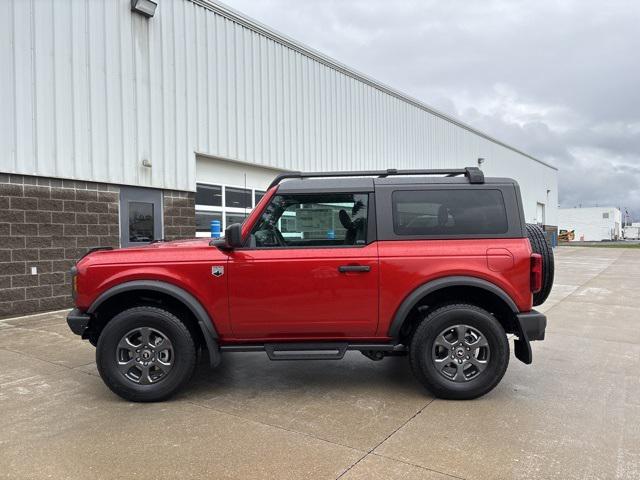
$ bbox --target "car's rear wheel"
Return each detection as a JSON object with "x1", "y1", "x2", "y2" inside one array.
[
  {"x1": 409, "y1": 303, "x2": 509, "y2": 400},
  {"x1": 96, "y1": 306, "x2": 196, "y2": 402}
]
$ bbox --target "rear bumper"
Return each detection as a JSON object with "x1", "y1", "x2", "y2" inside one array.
[
  {"x1": 66, "y1": 308, "x2": 91, "y2": 336},
  {"x1": 513, "y1": 309, "x2": 546, "y2": 365},
  {"x1": 516, "y1": 309, "x2": 547, "y2": 341}
]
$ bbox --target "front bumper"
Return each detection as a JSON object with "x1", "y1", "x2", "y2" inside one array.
[
  {"x1": 67, "y1": 308, "x2": 91, "y2": 336},
  {"x1": 513, "y1": 309, "x2": 547, "y2": 365}
]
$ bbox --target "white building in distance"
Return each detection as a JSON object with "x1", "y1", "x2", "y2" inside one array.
[
  {"x1": 559, "y1": 207, "x2": 622, "y2": 241},
  {"x1": 623, "y1": 223, "x2": 640, "y2": 240}
]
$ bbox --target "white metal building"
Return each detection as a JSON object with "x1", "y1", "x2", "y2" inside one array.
[
  {"x1": 0, "y1": 0, "x2": 558, "y2": 316},
  {"x1": 558, "y1": 207, "x2": 622, "y2": 241},
  {"x1": 623, "y1": 223, "x2": 640, "y2": 240},
  {"x1": 1, "y1": 0, "x2": 558, "y2": 228}
]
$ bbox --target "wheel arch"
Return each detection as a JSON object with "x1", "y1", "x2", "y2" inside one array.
[
  {"x1": 388, "y1": 276, "x2": 519, "y2": 342},
  {"x1": 87, "y1": 280, "x2": 220, "y2": 366}
]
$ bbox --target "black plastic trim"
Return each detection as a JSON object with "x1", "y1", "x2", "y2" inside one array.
[
  {"x1": 338, "y1": 265, "x2": 371, "y2": 273},
  {"x1": 387, "y1": 276, "x2": 519, "y2": 339},
  {"x1": 367, "y1": 191, "x2": 377, "y2": 244},
  {"x1": 276, "y1": 177, "x2": 375, "y2": 194},
  {"x1": 87, "y1": 280, "x2": 221, "y2": 367},
  {"x1": 516, "y1": 310, "x2": 547, "y2": 342},
  {"x1": 265, "y1": 342, "x2": 348, "y2": 360},
  {"x1": 66, "y1": 308, "x2": 91, "y2": 336},
  {"x1": 512, "y1": 309, "x2": 547, "y2": 365},
  {"x1": 219, "y1": 342, "x2": 403, "y2": 354}
]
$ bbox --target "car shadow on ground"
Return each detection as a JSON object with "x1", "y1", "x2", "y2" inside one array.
[{"x1": 181, "y1": 351, "x2": 426, "y2": 399}]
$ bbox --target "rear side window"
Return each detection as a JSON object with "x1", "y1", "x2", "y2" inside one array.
[{"x1": 392, "y1": 189, "x2": 508, "y2": 236}]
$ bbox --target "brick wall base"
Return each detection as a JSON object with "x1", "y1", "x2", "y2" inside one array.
[
  {"x1": 0, "y1": 174, "x2": 196, "y2": 318},
  {"x1": 163, "y1": 190, "x2": 196, "y2": 241},
  {"x1": 0, "y1": 174, "x2": 120, "y2": 318}
]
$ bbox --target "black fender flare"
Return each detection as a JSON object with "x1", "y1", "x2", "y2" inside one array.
[
  {"x1": 88, "y1": 280, "x2": 221, "y2": 367},
  {"x1": 387, "y1": 276, "x2": 519, "y2": 340}
]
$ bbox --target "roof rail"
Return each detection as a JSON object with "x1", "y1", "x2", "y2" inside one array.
[{"x1": 268, "y1": 166, "x2": 484, "y2": 189}]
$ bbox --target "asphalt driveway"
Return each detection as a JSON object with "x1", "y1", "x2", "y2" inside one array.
[{"x1": 0, "y1": 246, "x2": 638, "y2": 479}]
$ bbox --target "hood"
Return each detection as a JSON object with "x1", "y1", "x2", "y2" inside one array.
[{"x1": 77, "y1": 238, "x2": 227, "y2": 267}]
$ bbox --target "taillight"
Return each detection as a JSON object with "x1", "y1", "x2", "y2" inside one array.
[
  {"x1": 530, "y1": 253, "x2": 542, "y2": 293},
  {"x1": 70, "y1": 265, "x2": 78, "y2": 300}
]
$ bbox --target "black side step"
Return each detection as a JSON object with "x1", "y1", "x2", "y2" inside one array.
[
  {"x1": 219, "y1": 342, "x2": 405, "y2": 361},
  {"x1": 265, "y1": 343, "x2": 348, "y2": 361}
]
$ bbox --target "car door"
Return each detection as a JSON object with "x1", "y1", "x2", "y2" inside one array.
[{"x1": 227, "y1": 191, "x2": 379, "y2": 339}]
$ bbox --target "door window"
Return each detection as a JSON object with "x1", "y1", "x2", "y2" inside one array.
[
  {"x1": 249, "y1": 193, "x2": 368, "y2": 248},
  {"x1": 128, "y1": 202, "x2": 155, "y2": 243}
]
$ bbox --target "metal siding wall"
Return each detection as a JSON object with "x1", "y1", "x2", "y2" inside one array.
[
  {"x1": 0, "y1": 0, "x2": 193, "y2": 191},
  {"x1": 0, "y1": 0, "x2": 557, "y2": 224}
]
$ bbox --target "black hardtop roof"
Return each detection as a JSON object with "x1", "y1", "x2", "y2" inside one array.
[
  {"x1": 269, "y1": 167, "x2": 484, "y2": 189},
  {"x1": 272, "y1": 167, "x2": 518, "y2": 194}
]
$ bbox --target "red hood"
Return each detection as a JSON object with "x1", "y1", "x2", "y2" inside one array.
[
  {"x1": 138, "y1": 238, "x2": 211, "y2": 249},
  {"x1": 77, "y1": 238, "x2": 227, "y2": 267}
]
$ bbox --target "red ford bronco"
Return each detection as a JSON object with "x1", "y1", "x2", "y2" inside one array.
[{"x1": 67, "y1": 167, "x2": 553, "y2": 402}]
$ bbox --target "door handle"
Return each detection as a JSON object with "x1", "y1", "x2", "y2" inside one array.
[{"x1": 338, "y1": 265, "x2": 371, "y2": 273}]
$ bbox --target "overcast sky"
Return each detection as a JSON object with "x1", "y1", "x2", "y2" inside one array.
[{"x1": 224, "y1": 0, "x2": 640, "y2": 219}]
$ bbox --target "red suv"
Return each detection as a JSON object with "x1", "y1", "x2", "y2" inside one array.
[{"x1": 67, "y1": 167, "x2": 553, "y2": 402}]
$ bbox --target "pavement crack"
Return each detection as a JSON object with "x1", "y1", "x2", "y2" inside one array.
[
  {"x1": 537, "y1": 251, "x2": 623, "y2": 317},
  {"x1": 371, "y1": 452, "x2": 468, "y2": 480},
  {"x1": 0, "y1": 346, "x2": 93, "y2": 375},
  {"x1": 185, "y1": 399, "x2": 363, "y2": 453},
  {"x1": 2, "y1": 326, "x2": 69, "y2": 340},
  {"x1": 335, "y1": 398, "x2": 456, "y2": 479}
]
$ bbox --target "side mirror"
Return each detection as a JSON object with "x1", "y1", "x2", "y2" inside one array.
[{"x1": 211, "y1": 223, "x2": 243, "y2": 250}]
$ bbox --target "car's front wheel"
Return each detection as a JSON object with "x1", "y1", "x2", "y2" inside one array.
[
  {"x1": 409, "y1": 303, "x2": 509, "y2": 400},
  {"x1": 96, "y1": 306, "x2": 196, "y2": 402}
]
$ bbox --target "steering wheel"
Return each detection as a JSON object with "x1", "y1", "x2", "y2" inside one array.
[
  {"x1": 339, "y1": 209, "x2": 354, "y2": 230},
  {"x1": 264, "y1": 223, "x2": 287, "y2": 247},
  {"x1": 272, "y1": 227, "x2": 287, "y2": 247}
]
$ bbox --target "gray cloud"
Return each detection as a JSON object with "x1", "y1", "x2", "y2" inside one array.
[{"x1": 226, "y1": 0, "x2": 640, "y2": 219}]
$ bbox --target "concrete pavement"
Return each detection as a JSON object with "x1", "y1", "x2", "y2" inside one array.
[{"x1": 0, "y1": 247, "x2": 638, "y2": 479}]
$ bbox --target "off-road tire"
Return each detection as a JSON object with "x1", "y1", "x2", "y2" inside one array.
[
  {"x1": 96, "y1": 306, "x2": 196, "y2": 402},
  {"x1": 409, "y1": 303, "x2": 510, "y2": 400},
  {"x1": 526, "y1": 223, "x2": 554, "y2": 306}
]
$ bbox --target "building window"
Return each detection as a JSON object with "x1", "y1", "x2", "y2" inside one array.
[
  {"x1": 603, "y1": 212, "x2": 609, "y2": 219},
  {"x1": 128, "y1": 202, "x2": 155, "y2": 243},
  {"x1": 195, "y1": 184, "x2": 222, "y2": 207},
  {"x1": 195, "y1": 183, "x2": 266, "y2": 237},
  {"x1": 226, "y1": 213, "x2": 248, "y2": 227},
  {"x1": 196, "y1": 211, "x2": 222, "y2": 233},
  {"x1": 225, "y1": 187, "x2": 252, "y2": 209},
  {"x1": 255, "y1": 190, "x2": 266, "y2": 205}
]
